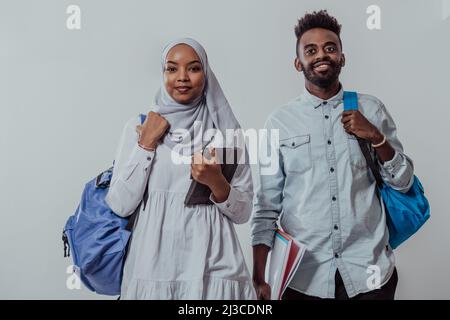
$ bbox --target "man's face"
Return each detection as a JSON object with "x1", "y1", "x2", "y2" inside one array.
[{"x1": 295, "y1": 28, "x2": 345, "y2": 89}]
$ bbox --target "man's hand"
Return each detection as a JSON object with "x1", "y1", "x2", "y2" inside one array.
[
  {"x1": 341, "y1": 110, "x2": 395, "y2": 163},
  {"x1": 341, "y1": 110, "x2": 384, "y2": 144},
  {"x1": 253, "y1": 280, "x2": 271, "y2": 300},
  {"x1": 136, "y1": 111, "x2": 170, "y2": 150}
]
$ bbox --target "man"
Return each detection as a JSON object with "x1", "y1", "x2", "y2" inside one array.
[{"x1": 251, "y1": 10, "x2": 414, "y2": 300}]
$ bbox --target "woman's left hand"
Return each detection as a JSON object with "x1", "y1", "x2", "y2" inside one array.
[
  {"x1": 191, "y1": 148, "x2": 230, "y2": 203},
  {"x1": 191, "y1": 148, "x2": 223, "y2": 186}
]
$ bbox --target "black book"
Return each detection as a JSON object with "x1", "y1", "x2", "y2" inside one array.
[{"x1": 184, "y1": 148, "x2": 241, "y2": 205}]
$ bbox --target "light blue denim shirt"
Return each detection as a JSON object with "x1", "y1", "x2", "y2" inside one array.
[{"x1": 251, "y1": 86, "x2": 414, "y2": 298}]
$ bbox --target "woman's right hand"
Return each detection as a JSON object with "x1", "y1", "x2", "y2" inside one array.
[
  {"x1": 136, "y1": 111, "x2": 170, "y2": 150},
  {"x1": 253, "y1": 280, "x2": 271, "y2": 300}
]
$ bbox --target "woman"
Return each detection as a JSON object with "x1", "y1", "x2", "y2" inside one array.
[{"x1": 105, "y1": 38, "x2": 255, "y2": 300}]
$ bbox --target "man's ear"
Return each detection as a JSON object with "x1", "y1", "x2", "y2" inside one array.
[
  {"x1": 340, "y1": 54, "x2": 346, "y2": 67},
  {"x1": 294, "y1": 57, "x2": 303, "y2": 73}
]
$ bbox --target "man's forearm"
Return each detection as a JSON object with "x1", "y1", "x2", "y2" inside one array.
[{"x1": 252, "y1": 244, "x2": 271, "y2": 283}]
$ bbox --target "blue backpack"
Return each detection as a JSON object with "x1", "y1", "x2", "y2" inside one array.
[
  {"x1": 343, "y1": 91, "x2": 430, "y2": 249},
  {"x1": 62, "y1": 114, "x2": 147, "y2": 295}
]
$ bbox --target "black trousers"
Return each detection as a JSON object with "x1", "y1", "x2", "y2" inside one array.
[{"x1": 282, "y1": 268, "x2": 398, "y2": 300}]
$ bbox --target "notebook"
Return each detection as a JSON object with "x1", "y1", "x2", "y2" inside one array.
[
  {"x1": 266, "y1": 229, "x2": 306, "y2": 300},
  {"x1": 184, "y1": 147, "x2": 241, "y2": 205}
]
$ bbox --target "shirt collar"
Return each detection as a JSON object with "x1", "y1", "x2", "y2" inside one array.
[{"x1": 301, "y1": 84, "x2": 344, "y2": 109}]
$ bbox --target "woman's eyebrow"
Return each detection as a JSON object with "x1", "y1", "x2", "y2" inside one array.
[
  {"x1": 187, "y1": 60, "x2": 201, "y2": 65},
  {"x1": 165, "y1": 60, "x2": 201, "y2": 66}
]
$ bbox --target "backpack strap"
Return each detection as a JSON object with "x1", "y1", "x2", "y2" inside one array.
[
  {"x1": 343, "y1": 91, "x2": 359, "y2": 111},
  {"x1": 139, "y1": 113, "x2": 147, "y2": 125},
  {"x1": 358, "y1": 136, "x2": 384, "y2": 187},
  {"x1": 343, "y1": 91, "x2": 383, "y2": 187}
]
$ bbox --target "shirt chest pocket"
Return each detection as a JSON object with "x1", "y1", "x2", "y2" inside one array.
[
  {"x1": 279, "y1": 134, "x2": 312, "y2": 174},
  {"x1": 346, "y1": 135, "x2": 367, "y2": 169}
]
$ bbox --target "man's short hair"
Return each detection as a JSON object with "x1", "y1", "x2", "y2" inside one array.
[{"x1": 295, "y1": 10, "x2": 342, "y2": 56}]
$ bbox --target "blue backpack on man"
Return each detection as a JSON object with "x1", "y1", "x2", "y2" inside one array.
[
  {"x1": 343, "y1": 91, "x2": 430, "y2": 249},
  {"x1": 62, "y1": 114, "x2": 147, "y2": 295}
]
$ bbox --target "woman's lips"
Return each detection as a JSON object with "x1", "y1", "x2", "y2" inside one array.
[{"x1": 175, "y1": 86, "x2": 192, "y2": 94}]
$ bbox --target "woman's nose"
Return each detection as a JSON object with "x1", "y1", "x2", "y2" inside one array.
[{"x1": 177, "y1": 69, "x2": 189, "y2": 82}]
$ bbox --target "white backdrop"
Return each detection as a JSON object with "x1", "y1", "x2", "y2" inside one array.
[{"x1": 1, "y1": 0, "x2": 449, "y2": 299}]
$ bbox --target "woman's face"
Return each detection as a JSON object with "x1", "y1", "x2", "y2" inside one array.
[{"x1": 164, "y1": 44, "x2": 205, "y2": 105}]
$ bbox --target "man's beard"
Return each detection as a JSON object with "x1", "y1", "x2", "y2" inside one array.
[{"x1": 302, "y1": 58, "x2": 342, "y2": 89}]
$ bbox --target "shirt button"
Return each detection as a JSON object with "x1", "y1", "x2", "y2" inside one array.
[
  {"x1": 226, "y1": 203, "x2": 231, "y2": 208},
  {"x1": 332, "y1": 196, "x2": 337, "y2": 201},
  {"x1": 334, "y1": 253, "x2": 339, "y2": 258},
  {"x1": 334, "y1": 225, "x2": 339, "y2": 230},
  {"x1": 330, "y1": 167, "x2": 335, "y2": 173},
  {"x1": 291, "y1": 142, "x2": 295, "y2": 147},
  {"x1": 147, "y1": 156, "x2": 152, "y2": 161},
  {"x1": 325, "y1": 115, "x2": 329, "y2": 119},
  {"x1": 323, "y1": 101, "x2": 328, "y2": 105},
  {"x1": 327, "y1": 140, "x2": 332, "y2": 145},
  {"x1": 391, "y1": 174, "x2": 395, "y2": 178}
]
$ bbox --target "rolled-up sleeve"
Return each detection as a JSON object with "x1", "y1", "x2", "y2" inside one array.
[
  {"x1": 209, "y1": 153, "x2": 254, "y2": 225},
  {"x1": 251, "y1": 118, "x2": 285, "y2": 249},
  {"x1": 376, "y1": 103, "x2": 414, "y2": 192},
  {"x1": 105, "y1": 116, "x2": 155, "y2": 217}
]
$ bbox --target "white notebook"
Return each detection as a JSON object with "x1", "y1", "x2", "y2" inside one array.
[{"x1": 266, "y1": 229, "x2": 306, "y2": 300}]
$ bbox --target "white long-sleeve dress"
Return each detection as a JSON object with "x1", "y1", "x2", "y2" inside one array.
[{"x1": 105, "y1": 116, "x2": 256, "y2": 300}]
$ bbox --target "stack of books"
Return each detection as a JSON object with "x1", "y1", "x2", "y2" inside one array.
[{"x1": 266, "y1": 229, "x2": 306, "y2": 300}]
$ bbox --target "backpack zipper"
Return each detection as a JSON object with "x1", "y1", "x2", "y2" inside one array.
[{"x1": 62, "y1": 231, "x2": 71, "y2": 257}]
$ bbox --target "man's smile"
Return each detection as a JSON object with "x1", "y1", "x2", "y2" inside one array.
[{"x1": 313, "y1": 61, "x2": 331, "y2": 72}]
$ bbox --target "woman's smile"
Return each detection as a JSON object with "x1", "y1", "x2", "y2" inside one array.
[{"x1": 175, "y1": 86, "x2": 192, "y2": 94}]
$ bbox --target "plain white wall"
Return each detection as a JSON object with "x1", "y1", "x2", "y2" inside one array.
[{"x1": 1, "y1": 0, "x2": 449, "y2": 299}]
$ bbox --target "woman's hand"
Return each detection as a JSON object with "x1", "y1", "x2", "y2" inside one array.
[
  {"x1": 191, "y1": 148, "x2": 230, "y2": 203},
  {"x1": 136, "y1": 111, "x2": 170, "y2": 150}
]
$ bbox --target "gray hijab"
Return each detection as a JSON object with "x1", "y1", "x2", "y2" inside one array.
[{"x1": 150, "y1": 38, "x2": 241, "y2": 152}]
